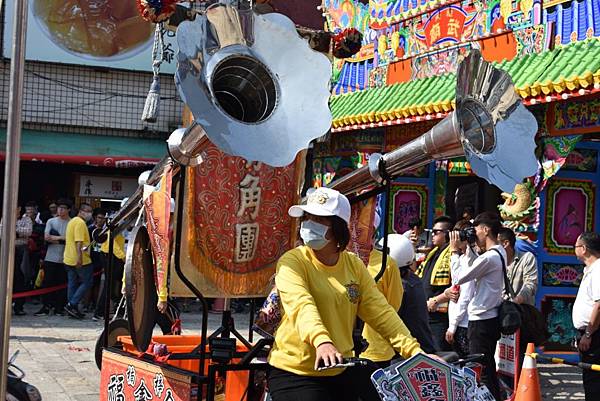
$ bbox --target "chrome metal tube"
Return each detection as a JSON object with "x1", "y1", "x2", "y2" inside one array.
[
  {"x1": 329, "y1": 113, "x2": 464, "y2": 196},
  {"x1": 103, "y1": 124, "x2": 209, "y2": 236},
  {"x1": 0, "y1": 1, "x2": 28, "y2": 398}
]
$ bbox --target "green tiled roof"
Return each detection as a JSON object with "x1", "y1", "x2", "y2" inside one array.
[{"x1": 331, "y1": 39, "x2": 600, "y2": 129}]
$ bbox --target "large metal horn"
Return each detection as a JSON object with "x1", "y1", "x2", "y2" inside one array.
[
  {"x1": 329, "y1": 49, "x2": 539, "y2": 195},
  {"x1": 173, "y1": 4, "x2": 332, "y2": 167}
]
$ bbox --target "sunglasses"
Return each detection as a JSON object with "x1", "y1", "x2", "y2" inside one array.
[{"x1": 432, "y1": 229, "x2": 448, "y2": 235}]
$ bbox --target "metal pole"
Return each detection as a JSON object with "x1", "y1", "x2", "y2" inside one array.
[{"x1": 0, "y1": 0, "x2": 28, "y2": 399}]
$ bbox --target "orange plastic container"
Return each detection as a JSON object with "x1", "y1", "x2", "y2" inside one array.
[{"x1": 118, "y1": 335, "x2": 251, "y2": 401}]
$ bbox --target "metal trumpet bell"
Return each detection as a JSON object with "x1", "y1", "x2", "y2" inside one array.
[
  {"x1": 329, "y1": 49, "x2": 538, "y2": 195},
  {"x1": 175, "y1": 4, "x2": 332, "y2": 167}
]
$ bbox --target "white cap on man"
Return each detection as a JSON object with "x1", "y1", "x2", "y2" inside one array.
[{"x1": 288, "y1": 187, "x2": 351, "y2": 224}]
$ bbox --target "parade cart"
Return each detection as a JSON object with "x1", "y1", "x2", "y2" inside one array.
[{"x1": 90, "y1": 2, "x2": 540, "y2": 401}]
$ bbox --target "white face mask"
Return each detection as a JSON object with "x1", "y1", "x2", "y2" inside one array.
[{"x1": 300, "y1": 220, "x2": 330, "y2": 250}]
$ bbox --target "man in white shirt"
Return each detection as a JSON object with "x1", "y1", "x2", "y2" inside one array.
[
  {"x1": 572, "y1": 232, "x2": 600, "y2": 401},
  {"x1": 445, "y1": 220, "x2": 476, "y2": 358},
  {"x1": 448, "y1": 212, "x2": 505, "y2": 401}
]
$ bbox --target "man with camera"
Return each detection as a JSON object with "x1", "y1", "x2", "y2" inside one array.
[{"x1": 448, "y1": 212, "x2": 505, "y2": 401}]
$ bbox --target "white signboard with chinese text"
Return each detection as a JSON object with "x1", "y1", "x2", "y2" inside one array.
[
  {"x1": 496, "y1": 332, "x2": 519, "y2": 377},
  {"x1": 79, "y1": 175, "x2": 138, "y2": 199}
]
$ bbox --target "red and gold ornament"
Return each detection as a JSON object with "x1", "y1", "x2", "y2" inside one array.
[{"x1": 137, "y1": 0, "x2": 179, "y2": 23}]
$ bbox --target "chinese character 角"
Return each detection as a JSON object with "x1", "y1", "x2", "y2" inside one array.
[
  {"x1": 235, "y1": 223, "x2": 259, "y2": 263},
  {"x1": 153, "y1": 373, "x2": 165, "y2": 398},
  {"x1": 108, "y1": 375, "x2": 125, "y2": 401},
  {"x1": 237, "y1": 174, "x2": 261, "y2": 220},
  {"x1": 126, "y1": 365, "x2": 136, "y2": 387},
  {"x1": 134, "y1": 379, "x2": 153, "y2": 401}
]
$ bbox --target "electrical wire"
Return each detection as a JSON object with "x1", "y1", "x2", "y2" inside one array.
[{"x1": 26, "y1": 68, "x2": 180, "y2": 101}]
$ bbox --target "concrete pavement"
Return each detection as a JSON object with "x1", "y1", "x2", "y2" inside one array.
[{"x1": 8, "y1": 301, "x2": 585, "y2": 401}]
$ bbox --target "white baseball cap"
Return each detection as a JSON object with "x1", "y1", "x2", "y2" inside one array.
[{"x1": 288, "y1": 187, "x2": 351, "y2": 224}]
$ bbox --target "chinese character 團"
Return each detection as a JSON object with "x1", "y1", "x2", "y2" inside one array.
[
  {"x1": 235, "y1": 223, "x2": 260, "y2": 263},
  {"x1": 107, "y1": 375, "x2": 125, "y2": 401}
]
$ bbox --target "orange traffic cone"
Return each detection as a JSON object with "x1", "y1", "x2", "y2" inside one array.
[{"x1": 514, "y1": 343, "x2": 542, "y2": 401}]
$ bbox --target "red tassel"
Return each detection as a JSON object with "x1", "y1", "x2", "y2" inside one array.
[{"x1": 171, "y1": 318, "x2": 182, "y2": 335}]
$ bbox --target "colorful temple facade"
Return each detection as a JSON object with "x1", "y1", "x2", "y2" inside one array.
[{"x1": 317, "y1": 0, "x2": 600, "y2": 357}]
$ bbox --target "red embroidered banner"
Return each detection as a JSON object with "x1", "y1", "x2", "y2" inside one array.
[{"x1": 177, "y1": 142, "x2": 304, "y2": 297}]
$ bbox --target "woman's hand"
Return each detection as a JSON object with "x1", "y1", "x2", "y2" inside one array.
[
  {"x1": 314, "y1": 342, "x2": 343, "y2": 370},
  {"x1": 157, "y1": 300, "x2": 168, "y2": 314},
  {"x1": 427, "y1": 353, "x2": 447, "y2": 363}
]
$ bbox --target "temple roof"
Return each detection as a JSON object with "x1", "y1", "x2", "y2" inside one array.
[{"x1": 330, "y1": 39, "x2": 600, "y2": 131}]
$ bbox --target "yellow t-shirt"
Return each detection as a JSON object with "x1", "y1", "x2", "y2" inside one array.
[
  {"x1": 63, "y1": 216, "x2": 92, "y2": 267},
  {"x1": 361, "y1": 249, "x2": 404, "y2": 362},
  {"x1": 110, "y1": 233, "x2": 169, "y2": 303},
  {"x1": 268, "y1": 246, "x2": 422, "y2": 377}
]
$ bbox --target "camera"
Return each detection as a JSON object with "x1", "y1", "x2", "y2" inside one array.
[{"x1": 459, "y1": 227, "x2": 477, "y2": 243}]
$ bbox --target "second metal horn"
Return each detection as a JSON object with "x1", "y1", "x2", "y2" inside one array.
[{"x1": 329, "y1": 49, "x2": 539, "y2": 195}]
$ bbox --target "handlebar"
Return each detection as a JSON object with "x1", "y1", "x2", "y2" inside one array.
[
  {"x1": 435, "y1": 352, "x2": 486, "y2": 366},
  {"x1": 316, "y1": 357, "x2": 370, "y2": 371}
]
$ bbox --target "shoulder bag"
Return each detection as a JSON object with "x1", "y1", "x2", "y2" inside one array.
[{"x1": 491, "y1": 248, "x2": 522, "y2": 335}]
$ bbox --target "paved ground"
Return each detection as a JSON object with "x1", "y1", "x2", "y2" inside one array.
[{"x1": 8, "y1": 301, "x2": 586, "y2": 401}]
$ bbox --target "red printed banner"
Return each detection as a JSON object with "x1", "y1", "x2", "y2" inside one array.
[
  {"x1": 422, "y1": 6, "x2": 467, "y2": 47},
  {"x1": 100, "y1": 351, "x2": 197, "y2": 401}
]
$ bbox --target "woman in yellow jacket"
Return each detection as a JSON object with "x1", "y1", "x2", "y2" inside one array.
[{"x1": 267, "y1": 187, "x2": 431, "y2": 401}]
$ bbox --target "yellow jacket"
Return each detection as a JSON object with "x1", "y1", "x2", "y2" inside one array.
[
  {"x1": 416, "y1": 245, "x2": 452, "y2": 287},
  {"x1": 361, "y1": 249, "x2": 404, "y2": 362},
  {"x1": 268, "y1": 246, "x2": 422, "y2": 376}
]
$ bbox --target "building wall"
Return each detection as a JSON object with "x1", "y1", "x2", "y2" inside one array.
[{"x1": 0, "y1": 60, "x2": 183, "y2": 139}]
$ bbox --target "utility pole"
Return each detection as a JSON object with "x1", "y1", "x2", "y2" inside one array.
[{"x1": 0, "y1": 0, "x2": 28, "y2": 399}]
